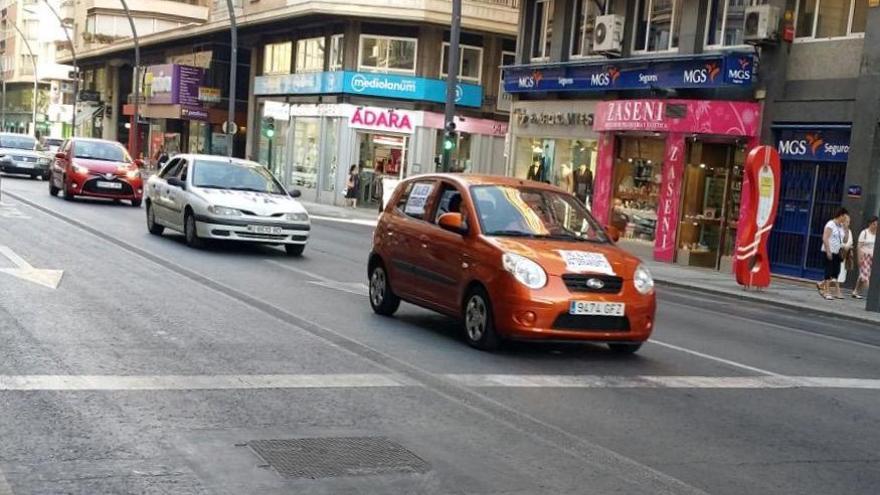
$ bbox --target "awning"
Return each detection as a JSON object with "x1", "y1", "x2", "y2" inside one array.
[{"x1": 75, "y1": 105, "x2": 103, "y2": 125}]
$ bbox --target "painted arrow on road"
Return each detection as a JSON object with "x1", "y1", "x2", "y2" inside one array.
[{"x1": 0, "y1": 245, "x2": 64, "y2": 289}]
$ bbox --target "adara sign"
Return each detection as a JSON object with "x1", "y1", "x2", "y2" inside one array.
[{"x1": 348, "y1": 107, "x2": 422, "y2": 135}]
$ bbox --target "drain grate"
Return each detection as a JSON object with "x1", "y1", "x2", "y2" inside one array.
[{"x1": 248, "y1": 437, "x2": 430, "y2": 479}]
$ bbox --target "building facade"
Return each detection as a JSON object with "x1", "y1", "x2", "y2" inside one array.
[
  {"x1": 505, "y1": 0, "x2": 878, "y2": 279},
  {"x1": 1, "y1": 0, "x2": 74, "y2": 137}
]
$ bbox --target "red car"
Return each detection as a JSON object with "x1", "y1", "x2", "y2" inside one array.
[{"x1": 49, "y1": 138, "x2": 144, "y2": 207}]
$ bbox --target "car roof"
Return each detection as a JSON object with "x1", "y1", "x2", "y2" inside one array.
[
  {"x1": 405, "y1": 173, "x2": 568, "y2": 193},
  {"x1": 69, "y1": 137, "x2": 126, "y2": 145},
  {"x1": 0, "y1": 132, "x2": 35, "y2": 138},
  {"x1": 175, "y1": 154, "x2": 262, "y2": 167}
]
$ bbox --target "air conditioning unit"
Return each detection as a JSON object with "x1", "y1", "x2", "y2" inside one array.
[
  {"x1": 743, "y1": 5, "x2": 780, "y2": 42},
  {"x1": 593, "y1": 15, "x2": 624, "y2": 54}
]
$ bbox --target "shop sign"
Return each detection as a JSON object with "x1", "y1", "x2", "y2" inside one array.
[
  {"x1": 775, "y1": 128, "x2": 850, "y2": 162},
  {"x1": 515, "y1": 110, "x2": 593, "y2": 127},
  {"x1": 253, "y1": 71, "x2": 483, "y2": 108},
  {"x1": 143, "y1": 64, "x2": 207, "y2": 112},
  {"x1": 181, "y1": 106, "x2": 208, "y2": 121},
  {"x1": 348, "y1": 107, "x2": 421, "y2": 134},
  {"x1": 263, "y1": 100, "x2": 291, "y2": 120},
  {"x1": 503, "y1": 53, "x2": 755, "y2": 94},
  {"x1": 422, "y1": 112, "x2": 507, "y2": 136},
  {"x1": 847, "y1": 185, "x2": 862, "y2": 198},
  {"x1": 593, "y1": 99, "x2": 761, "y2": 137},
  {"x1": 78, "y1": 90, "x2": 101, "y2": 102},
  {"x1": 198, "y1": 86, "x2": 221, "y2": 103}
]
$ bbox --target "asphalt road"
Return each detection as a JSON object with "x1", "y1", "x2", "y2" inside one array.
[{"x1": 0, "y1": 174, "x2": 878, "y2": 495}]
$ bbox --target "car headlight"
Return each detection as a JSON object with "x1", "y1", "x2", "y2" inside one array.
[
  {"x1": 502, "y1": 253, "x2": 547, "y2": 289},
  {"x1": 633, "y1": 264, "x2": 655, "y2": 295},
  {"x1": 73, "y1": 165, "x2": 89, "y2": 175},
  {"x1": 126, "y1": 169, "x2": 140, "y2": 179},
  {"x1": 285, "y1": 212, "x2": 309, "y2": 222},
  {"x1": 208, "y1": 205, "x2": 241, "y2": 216},
  {"x1": 38, "y1": 158, "x2": 50, "y2": 166}
]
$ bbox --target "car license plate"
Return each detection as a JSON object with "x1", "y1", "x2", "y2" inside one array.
[
  {"x1": 16, "y1": 162, "x2": 34, "y2": 169},
  {"x1": 569, "y1": 301, "x2": 625, "y2": 316},
  {"x1": 96, "y1": 181, "x2": 123, "y2": 189},
  {"x1": 248, "y1": 225, "x2": 282, "y2": 235}
]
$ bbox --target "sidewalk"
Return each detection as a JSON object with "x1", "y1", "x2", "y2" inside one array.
[{"x1": 300, "y1": 200, "x2": 880, "y2": 324}]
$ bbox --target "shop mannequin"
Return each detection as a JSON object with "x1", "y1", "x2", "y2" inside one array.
[
  {"x1": 573, "y1": 164, "x2": 593, "y2": 203},
  {"x1": 558, "y1": 163, "x2": 573, "y2": 192},
  {"x1": 527, "y1": 160, "x2": 544, "y2": 182}
]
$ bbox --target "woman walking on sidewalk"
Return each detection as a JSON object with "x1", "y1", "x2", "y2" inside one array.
[
  {"x1": 345, "y1": 164, "x2": 360, "y2": 208},
  {"x1": 818, "y1": 208, "x2": 850, "y2": 300},
  {"x1": 852, "y1": 215, "x2": 877, "y2": 299}
]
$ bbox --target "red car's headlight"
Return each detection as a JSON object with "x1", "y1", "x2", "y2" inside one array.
[{"x1": 73, "y1": 165, "x2": 89, "y2": 175}]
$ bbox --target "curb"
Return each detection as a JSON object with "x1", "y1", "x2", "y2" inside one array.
[{"x1": 654, "y1": 277, "x2": 880, "y2": 325}]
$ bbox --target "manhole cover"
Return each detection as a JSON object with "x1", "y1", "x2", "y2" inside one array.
[{"x1": 248, "y1": 437, "x2": 430, "y2": 479}]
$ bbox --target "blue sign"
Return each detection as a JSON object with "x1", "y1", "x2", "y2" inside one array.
[
  {"x1": 253, "y1": 71, "x2": 483, "y2": 108},
  {"x1": 776, "y1": 128, "x2": 850, "y2": 162},
  {"x1": 847, "y1": 185, "x2": 862, "y2": 198},
  {"x1": 503, "y1": 53, "x2": 755, "y2": 93}
]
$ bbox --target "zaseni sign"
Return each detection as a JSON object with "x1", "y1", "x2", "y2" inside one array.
[{"x1": 734, "y1": 146, "x2": 781, "y2": 289}]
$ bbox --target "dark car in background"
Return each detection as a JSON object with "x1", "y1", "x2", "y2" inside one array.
[{"x1": 0, "y1": 133, "x2": 51, "y2": 180}]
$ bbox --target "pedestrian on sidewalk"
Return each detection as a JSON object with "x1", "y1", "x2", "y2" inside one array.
[
  {"x1": 837, "y1": 214, "x2": 854, "y2": 289},
  {"x1": 818, "y1": 208, "x2": 850, "y2": 300},
  {"x1": 852, "y1": 215, "x2": 877, "y2": 299},
  {"x1": 345, "y1": 164, "x2": 360, "y2": 208}
]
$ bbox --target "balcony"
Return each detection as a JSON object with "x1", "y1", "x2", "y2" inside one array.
[
  {"x1": 90, "y1": 0, "x2": 210, "y2": 23},
  {"x1": 60, "y1": 0, "x2": 75, "y2": 23}
]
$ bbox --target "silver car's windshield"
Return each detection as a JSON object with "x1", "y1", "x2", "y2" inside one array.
[
  {"x1": 0, "y1": 135, "x2": 37, "y2": 150},
  {"x1": 74, "y1": 141, "x2": 130, "y2": 162},
  {"x1": 192, "y1": 160, "x2": 287, "y2": 195}
]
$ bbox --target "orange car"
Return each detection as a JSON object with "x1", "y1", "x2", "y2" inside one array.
[{"x1": 367, "y1": 174, "x2": 656, "y2": 353}]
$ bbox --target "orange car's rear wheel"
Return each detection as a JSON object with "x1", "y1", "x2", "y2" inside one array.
[
  {"x1": 369, "y1": 262, "x2": 400, "y2": 316},
  {"x1": 464, "y1": 287, "x2": 499, "y2": 351}
]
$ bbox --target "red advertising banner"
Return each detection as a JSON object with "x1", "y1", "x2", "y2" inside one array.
[
  {"x1": 653, "y1": 134, "x2": 686, "y2": 262},
  {"x1": 734, "y1": 146, "x2": 782, "y2": 288}
]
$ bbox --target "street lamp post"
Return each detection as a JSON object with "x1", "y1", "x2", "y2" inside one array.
[
  {"x1": 36, "y1": 1, "x2": 78, "y2": 137},
  {"x1": 441, "y1": 0, "x2": 462, "y2": 172},
  {"x1": 9, "y1": 20, "x2": 39, "y2": 136},
  {"x1": 118, "y1": 0, "x2": 140, "y2": 158},
  {"x1": 224, "y1": 0, "x2": 238, "y2": 157}
]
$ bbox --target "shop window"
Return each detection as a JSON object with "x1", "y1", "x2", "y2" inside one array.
[
  {"x1": 633, "y1": 0, "x2": 682, "y2": 52},
  {"x1": 359, "y1": 35, "x2": 417, "y2": 74},
  {"x1": 441, "y1": 43, "x2": 483, "y2": 84},
  {"x1": 795, "y1": 0, "x2": 866, "y2": 38},
  {"x1": 705, "y1": 0, "x2": 749, "y2": 47},
  {"x1": 296, "y1": 37, "x2": 325, "y2": 73},
  {"x1": 514, "y1": 138, "x2": 597, "y2": 206},
  {"x1": 530, "y1": 0, "x2": 554, "y2": 60},
  {"x1": 611, "y1": 137, "x2": 663, "y2": 244},
  {"x1": 330, "y1": 34, "x2": 344, "y2": 71},
  {"x1": 263, "y1": 41, "x2": 292, "y2": 75},
  {"x1": 570, "y1": 0, "x2": 604, "y2": 57},
  {"x1": 292, "y1": 117, "x2": 320, "y2": 190}
]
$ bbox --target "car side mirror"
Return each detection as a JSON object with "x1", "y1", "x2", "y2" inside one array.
[
  {"x1": 605, "y1": 225, "x2": 621, "y2": 242},
  {"x1": 167, "y1": 177, "x2": 187, "y2": 190},
  {"x1": 289, "y1": 189, "x2": 302, "y2": 198},
  {"x1": 438, "y1": 212, "x2": 467, "y2": 235},
  {"x1": 55, "y1": 152, "x2": 66, "y2": 160}
]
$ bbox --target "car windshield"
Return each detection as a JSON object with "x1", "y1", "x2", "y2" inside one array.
[
  {"x1": 74, "y1": 141, "x2": 130, "y2": 162},
  {"x1": 192, "y1": 160, "x2": 287, "y2": 195},
  {"x1": 471, "y1": 185, "x2": 608, "y2": 243},
  {"x1": 0, "y1": 135, "x2": 37, "y2": 150}
]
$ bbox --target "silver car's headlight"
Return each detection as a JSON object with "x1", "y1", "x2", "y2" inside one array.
[
  {"x1": 502, "y1": 253, "x2": 547, "y2": 289},
  {"x1": 208, "y1": 205, "x2": 241, "y2": 216},
  {"x1": 633, "y1": 264, "x2": 655, "y2": 295},
  {"x1": 285, "y1": 212, "x2": 309, "y2": 222}
]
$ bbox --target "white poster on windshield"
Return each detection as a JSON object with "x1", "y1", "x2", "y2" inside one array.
[
  {"x1": 404, "y1": 183, "x2": 434, "y2": 216},
  {"x1": 557, "y1": 250, "x2": 616, "y2": 276}
]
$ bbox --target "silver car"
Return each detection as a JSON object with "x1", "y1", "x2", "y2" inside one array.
[
  {"x1": 145, "y1": 154, "x2": 310, "y2": 256},
  {"x1": 0, "y1": 133, "x2": 52, "y2": 180}
]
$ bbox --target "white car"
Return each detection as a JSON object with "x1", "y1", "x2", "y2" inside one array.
[{"x1": 145, "y1": 154, "x2": 310, "y2": 256}]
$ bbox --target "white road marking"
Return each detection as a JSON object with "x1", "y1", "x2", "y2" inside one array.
[
  {"x1": 445, "y1": 374, "x2": 880, "y2": 389},
  {"x1": 266, "y1": 259, "x2": 368, "y2": 295},
  {"x1": 0, "y1": 471, "x2": 12, "y2": 495},
  {"x1": 0, "y1": 245, "x2": 64, "y2": 289},
  {"x1": 651, "y1": 340, "x2": 784, "y2": 376},
  {"x1": 0, "y1": 200, "x2": 29, "y2": 219},
  {"x1": 0, "y1": 373, "x2": 408, "y2": 391},
  {"x1": 309, "y1": 214, "x2": 378, "y2": 227}
]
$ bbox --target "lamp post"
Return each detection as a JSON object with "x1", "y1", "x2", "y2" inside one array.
[
  {"x1": 8, "y1": 19, "x2": 39, "y2": 135},
  {"x1": 224, "y1": 0, "x2": 238, "y2": 157},
  {"x1": 29, "y1": 1, "x2": 78, "y2": 137},
  {"x1": 118, "y1": 0, "x2": 140, "y2": 157},
  {"x1": 441, "y1": 0, "x2": 462, "y2": 172}
]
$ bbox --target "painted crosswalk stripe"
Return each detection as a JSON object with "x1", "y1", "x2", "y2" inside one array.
[
  {"x1": 0, "y1": 374, "x2": 408, "y2": 391},
  {"x1": 444, "y1": 374, "x2": 880, "y2": 390}
]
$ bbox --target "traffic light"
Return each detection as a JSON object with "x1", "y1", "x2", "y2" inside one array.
[
  {"x1": 264, "y1": 116, "x2": 275, "y2": 139},
  {"x1": 442, "y1": 131, "x2": 457, "y2": 151}
]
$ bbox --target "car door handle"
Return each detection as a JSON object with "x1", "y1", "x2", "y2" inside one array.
[{"x1": 418, "y1": 235, "x2": 430, "y2": 249}]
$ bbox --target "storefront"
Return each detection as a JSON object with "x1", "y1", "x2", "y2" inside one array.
[
  {"x1": 508, "y1": 100, "x2": 599, "y2": 207},
  {"x1": 768, "y1": 126, "x2": 850, "y2": 280},
  {"x1": 254, "y1": 100, "x2": 508, "y2": 206},
  {"x1": 591, "y1": 99, "x2": 762, "y2": 267}
]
